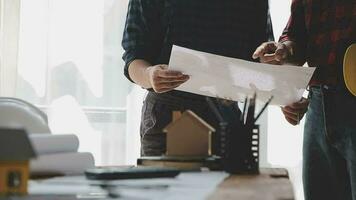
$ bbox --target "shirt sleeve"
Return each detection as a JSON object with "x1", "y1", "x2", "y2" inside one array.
[
  {"x1": 121, "y1": 0, "x2": 165, "y2": 82},
  {"x1": 279, "y1": 0, "x2": 307, "y2": 62}
]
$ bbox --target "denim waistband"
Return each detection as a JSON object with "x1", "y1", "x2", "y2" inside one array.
[{"x1": 309, "y1": 84, "x2": 344, "y2": 94}]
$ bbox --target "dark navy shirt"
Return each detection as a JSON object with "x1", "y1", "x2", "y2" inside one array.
[{"x1": 122, "y1": 0, "x2": 274, "y2": 83}]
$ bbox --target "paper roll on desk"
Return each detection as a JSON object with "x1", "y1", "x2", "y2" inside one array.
[
  {"x1": 28, "y1": 134, "x2": 95, "y2": 176},
  {"x1": 29, "y1": 134, "x2": 79, "y2": 155},
  {"x1": 30, "y1": 152, "x2": 95, "y2": 176},
  {"x1": 344, "y1": 44, "x2": 356, "y2": 96}
]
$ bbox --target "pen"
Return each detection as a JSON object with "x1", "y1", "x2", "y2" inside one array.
[
  {"x1": 253, "y1": 95, "x2": 273, "y2": 123},
  {"x1": 206, "y1": 97, "x2": 225, "y2": 123},
  {"x1": 245, "y1": 93, "x2": 256, "y2": 126},
  {"x1": 240, "y1": 96, "x2": 248, "y2": 124}
]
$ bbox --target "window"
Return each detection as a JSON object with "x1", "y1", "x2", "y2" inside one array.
[{"x1": 16, "y1": 0, "x2": 142, "y2": 166}]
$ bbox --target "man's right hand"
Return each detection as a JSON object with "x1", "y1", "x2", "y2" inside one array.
[
  {"x1": 146, "y1": 64, "x2": 190, "y2": 93},
  {"x1": 252, "y1": 41, "x2": 290, "y2": 65}
]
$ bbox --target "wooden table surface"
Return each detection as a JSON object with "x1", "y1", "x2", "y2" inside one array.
[{"x1": 208, "y1": 168, "x2": 295, "y2": 200}]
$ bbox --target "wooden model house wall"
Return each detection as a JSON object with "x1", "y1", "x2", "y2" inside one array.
[
  {"x1": 0, "y1": 128, "x2": 35, "y2": 196},
  {"x1": 163, "y1": 110, "x2": 215, "y2": 156}
]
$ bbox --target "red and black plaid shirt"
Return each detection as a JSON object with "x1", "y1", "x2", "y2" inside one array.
[{"x1": 280, "y1": 0, "x2": 356, "y2": 85}]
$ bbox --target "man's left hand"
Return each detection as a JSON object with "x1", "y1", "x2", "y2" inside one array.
[{"x1": 281, "y1": 98, "x2": 309, "y2": 125}]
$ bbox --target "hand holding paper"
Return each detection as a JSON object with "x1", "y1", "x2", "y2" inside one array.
[
  {"x1": 147, "y1": 64, "x2": 189, "y2": 93},
  {"x1": 168, "y1": 45, "x2": 315, "y2": 105}
]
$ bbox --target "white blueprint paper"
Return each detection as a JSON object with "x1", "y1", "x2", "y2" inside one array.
[
  {"x1": 29, "y1": 172, "x2": 228, "y2": 200},
  {"x1": 169, "y1": 45, "x2": 316, "y2": 105}
]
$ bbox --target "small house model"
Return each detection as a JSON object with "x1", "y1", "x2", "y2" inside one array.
[
  {"x1": 163, "y1": 110, "x2": 216, "y2": 156},
  {"x1": 0, "y1": 128, "x2": 36, "y2": 196}
]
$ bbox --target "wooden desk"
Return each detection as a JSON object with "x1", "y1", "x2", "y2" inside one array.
[
  {"x1": 17, "y1": 168, "x2": 294, "y2": 200},
  {"x1": 208, "y1": 168, "x2": 295, "y2": 200}
]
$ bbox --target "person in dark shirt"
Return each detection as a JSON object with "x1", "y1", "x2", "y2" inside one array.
[
  {"x1": 253, "y1": 0, "x2": 356, "y2": 199},
  {"x1": 122, "y1": 0, "x2": 273, "y2": 156}
]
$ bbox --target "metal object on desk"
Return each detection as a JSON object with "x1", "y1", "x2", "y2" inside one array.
[
  {"x1": 206, "y1": 97, "x2": 259, "y2": 174},
  {"x1": 207, "y1": 95, "x2": 271, "y2": 174},
  {"x1": 219, "y1": 119, "x2": 260, "y2": 174}
]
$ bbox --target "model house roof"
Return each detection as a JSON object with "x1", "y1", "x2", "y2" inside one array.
[
  {"x1": 0, "y1": 128, "x2": 36, "y2": 161},
  {"x1": 164, "y1": 110, "x2": 216, "y2": 132}
]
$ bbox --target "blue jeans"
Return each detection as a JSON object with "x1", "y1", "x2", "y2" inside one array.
[{"x1": 303, "y1": 86, "x2": 356, "y2": 200}]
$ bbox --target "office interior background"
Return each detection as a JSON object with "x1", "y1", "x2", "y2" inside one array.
[{"x1": 0, "y1": 0, "x2": 303, "y2": 199}]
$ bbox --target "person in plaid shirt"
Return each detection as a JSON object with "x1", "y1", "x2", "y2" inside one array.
[
  {"x1": 253, "y1": 0, "x2": 356, "y2": 199},
  {"x1": 122, "y1": 0, "x2": 273, "y2": 156}
]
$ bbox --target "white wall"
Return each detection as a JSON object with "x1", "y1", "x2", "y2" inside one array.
[{"x1": 268, "y1": 1, "x2": 305, "y2": 200}]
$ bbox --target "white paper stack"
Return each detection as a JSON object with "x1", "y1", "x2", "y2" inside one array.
[{"x1": 29, "y1": 134, "x2": 95, "y2": 176}]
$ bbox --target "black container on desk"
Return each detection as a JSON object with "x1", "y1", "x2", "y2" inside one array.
[
  {"x1": 219, "y1": 122, "x2": 259, "y2": 174},
  {"x1": 206, "y1": 97, "x2": 260, "y2": 174}
]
